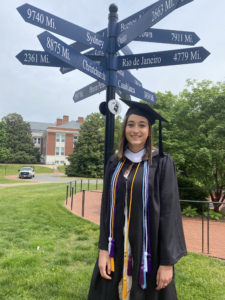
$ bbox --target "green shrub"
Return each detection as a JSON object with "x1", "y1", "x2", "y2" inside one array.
[
  {"x1": 203, "y1": 210, "x2": 224, "y2": 220},
  {"x1": 182, "y1": 206, "x2": 198, "y2": 217}
]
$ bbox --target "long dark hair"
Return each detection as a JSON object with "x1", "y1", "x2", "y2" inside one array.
[{"x1": 116, "y1": 114, "x2": 153, "y2": 165}]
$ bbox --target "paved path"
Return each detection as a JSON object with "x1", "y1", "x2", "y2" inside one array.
[
  {"x1": 65, "y1": 191, "x2": 225, "y2": 260},
  {"x1": 1, "y1": 174, "x2": 103, "y2": 186}
]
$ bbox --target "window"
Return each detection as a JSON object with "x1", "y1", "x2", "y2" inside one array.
[
  {"x1": 56, "y1": 147, "x2": 60, "y2": 155},
  {"x1": 56, "y1": 134, "x2": 65, "y2": 143},
  {"x1": 33, "y1": 137, "x2": 41, "y2": 145},
  {"x1": 55, "y1": 147, "x2": 65, "y2": 156},
  {"x1": 74, "y1": 136, "x2": 78, "y2": 143}
]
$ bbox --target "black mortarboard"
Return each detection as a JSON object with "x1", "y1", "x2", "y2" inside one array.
[{"x1": 120, "y1": 98, "x2": 168, "y2": 157}]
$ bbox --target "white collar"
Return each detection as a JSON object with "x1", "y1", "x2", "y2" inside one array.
[{"x1": 124, "y1": 148, "x2": 146, "y2": 163}]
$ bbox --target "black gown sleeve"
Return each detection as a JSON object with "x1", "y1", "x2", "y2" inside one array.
[
  {"x1": 158, "y1": 154, "x2": 187, "y2": 265},
  {"x1": 98, "y1": 156, "x2": 116, "y2": 250}
]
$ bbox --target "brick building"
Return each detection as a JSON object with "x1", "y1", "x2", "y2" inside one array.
[{"x1": 30, "y1": 115, "x2": 83, "y2": 165}]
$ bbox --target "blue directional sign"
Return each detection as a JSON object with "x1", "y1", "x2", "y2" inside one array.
[
  {"x1": 115, "y1": 71, "x2": 156, "y2": 104},
  {"x1": 73, "y1": 81, "x2": 106, "y2": 103},
  {"x1": 17, "y1": 3, "x2": 108, "y2": 52},
  {"x1": 117, "y1": 47, "x2": 210, "y2": 70},
  {"x1": 116, "y1": 0, "x2": 193, "y2": 35},
  {"x1": 16, "y1": 50, "x2": 70, "y2": 67},
  {"x1": 116, "y1": 0, "x2": 193, "y2": 50},
  {"x1": 73, "y1": 69, "x2": 142, "y2": 102},
  {"x1": 134, "y1": 28, "x2": 200, "y2": 45},
  {"x1": 38, "y1": 31, "x2": 108, "y2": 85}
]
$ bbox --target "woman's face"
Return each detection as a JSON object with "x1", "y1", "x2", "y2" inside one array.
[{"x1": 125, "y1": 114, "x2": 149, "y2": 152}]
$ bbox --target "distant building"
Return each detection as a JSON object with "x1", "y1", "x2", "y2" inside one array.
[{"x1": 30, "y1": 115, "x2": 84, "y2": 165}]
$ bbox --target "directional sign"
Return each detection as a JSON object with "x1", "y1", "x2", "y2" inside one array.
[
  {"x1": 16, "y1": 50, "x2": 70, "y2": 67},
  {"x1": 117, "y1": 47, "x2": 210, "y2": 70},
  {"x1": 119, "y1": 70, "x2": 143, "y2": 87},
  {"x1": 115, "y1": 71, "x2": 156, "y2": 104},
  {"x1": 117, "y1": 0, "x2": 193, "y2": 35},
  {"x1": 134, "y1": 28, "x2": 200, "y2": 45},
  {"x1": 60, "y1": 40, "x2": 133, "y2": 75},
  {"x1": 73, "y1": 69, "x2": 142, "y2": 102},
  {"x1": 38, "y1": 31, "x2": 108, "y2": 84},
  {"x1": 17, "y1": 3, "x2": 108, "y2": 52},
  {"x1": 73, "y1": 81, "x2": 106, "y2": 103},
  {"x1": 116, "y1": 0, "x2": 192, "y2": 50}
]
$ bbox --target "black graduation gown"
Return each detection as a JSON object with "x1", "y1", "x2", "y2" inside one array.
[{"x1": 88, "y1": 151, "x2": 187, "y2": 300}]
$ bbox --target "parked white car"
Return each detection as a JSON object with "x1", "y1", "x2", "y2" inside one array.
[{"x1": 18, "y1": 167, "x2": 35, "y2": 179}]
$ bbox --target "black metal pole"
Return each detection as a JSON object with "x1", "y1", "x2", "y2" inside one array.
[
  {"x1": 207, "y1": 203, "x2": 210, "y2": 254},
  {"x1": 66, "y1": 184, "x2": 69, "y2": 205},
  {"x1": 202, "y1": 203, "x2": 204, "y2": 253},
  {"x1": 71, "y1": 187, "x2": 74, "y2": 211},
  {"x1": 104, "y1": 4, "x2": 118, "y2": 171},
  {"x1": 82, "y1": 190, "x2": 85, "y2": 217}
]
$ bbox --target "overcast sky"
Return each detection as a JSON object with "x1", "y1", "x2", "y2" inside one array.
[{"x1": 1, "y1": 0, "x2": 224, "y2": 123}]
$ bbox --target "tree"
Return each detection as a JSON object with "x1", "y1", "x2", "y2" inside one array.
[
  {"x1": 152, "y1": 81, "x2": 225, "y2": 211},
  {"x1": 114, "y1": 115, "x2": 123, "y2": 151},
  {"x1": 2, "y1": 113, "x2": 38, "y2": 163},
  {"x1": 0, "y1": 121, "x2": 9, "y2": 162},
  {"x1": 66, "y1": 113, "x2": 105, "y2": 178},
  {"x1": 66, "y1": 113, "x2": 123, "y2": 178}
]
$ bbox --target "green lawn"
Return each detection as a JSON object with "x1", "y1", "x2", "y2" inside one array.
[
  {"x1": 0, "y1": 164, "x2": 54, "y2": 184},
  {"x1": 57, "y1": 165, "x2": 66, "y2": 173},
  {"x1": 0, "y1": 184, "x2": 224, "y2": 299}
]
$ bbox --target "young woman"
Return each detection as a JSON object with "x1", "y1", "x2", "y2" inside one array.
[{"x1": 88, "y1": 99, "x2": 187, "y2": 300}]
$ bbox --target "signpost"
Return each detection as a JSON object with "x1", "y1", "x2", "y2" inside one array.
[
  {"x1": 16, "y1": 50, "x2": 70, "y2": 67},
  {"x1": 117, "y1": 47, "x2": 210, "y2": 70},
  {"x1": 16, "y1": 0, "x2": 210, "y2": 168},
  {"x1": 134, "y1": 28, "x2": 200, "y2": 45},
  {"x1": 38, "y1": 31, "x2": 108, "y2": 85},
  {"x1": 17, "y1": 3, "x2": 108, "y2": 52}
]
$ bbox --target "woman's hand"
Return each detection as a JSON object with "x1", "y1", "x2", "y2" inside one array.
[
  {"x1": 156, "y1": 265, "x2": 173, "y2": 291},
  {"x1": 98, "y1": 250, "x2": 112, "y2": 280}
]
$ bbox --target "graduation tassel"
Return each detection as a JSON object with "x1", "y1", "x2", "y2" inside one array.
[
  {"x1": 127, "y1": 254, "x2": 133, "y2": 276},
  {"x1": 147, "y1": 253, "x2": 153, "y2": 275},
  {"x1": 122, "y1": 277, "x2": 127, "y2": 299},
  {"x1": 144, "y1": 251, "x2": 148, "y2": 273},
  {"x1": 139, "y1": 262, "x2": 145, "y2": 287},
  {"x1": 159, "y1": 119, "x2": 163, "y2": 157},
  {"x1": 110, "y1": 257, "x2": 115, "y2": 272},
  {"x1": 109, "y1": 238, "x2": 115, "y2": 257}
]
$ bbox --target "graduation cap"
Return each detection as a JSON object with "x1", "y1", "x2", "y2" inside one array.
[{"x1": 120, "y1": 98, "x2": 168, "y2": 157}]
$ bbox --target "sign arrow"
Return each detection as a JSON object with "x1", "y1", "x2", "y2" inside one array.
[
  {"x1": 117, "y1": 47, "x2": 210, "y2": 70},
  {"x1": 16, "y1": 50, "x2": 71, "y2": 67},
  {"x1": 38, "y1": 31, "x2": 108, "y2": 84},
  {"x1": 116, "y1": 0, "x2": 193, "y2": 35},
  {"x1": 17, "y1": 3, "x2": 108, "y2": 52},
  {"x1": 134, "y1": 28, "x2": 200, "y2": 46},
  {"x1": 73, "y1": 69, "x2": 142, "y2": 102},
  {"x1": 116, "y1": 0, "x2": 192, "y2": 50},
  {"x1": 73, "y1": 81, "x2": 106, "y2": 103},
  {"x1": 115, "y1": 71, "x2": 156, "y2": 104}
]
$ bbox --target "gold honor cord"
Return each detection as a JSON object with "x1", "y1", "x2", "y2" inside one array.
[
  {"x1": 122, "y1": 162, "x2": 141, "y2": 299},
  {"x1": 110, "y1": 159, "x2": 126, "y2": 272}
]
